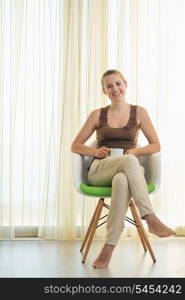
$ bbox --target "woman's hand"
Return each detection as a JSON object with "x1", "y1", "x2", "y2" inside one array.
[
  {"x1": 94, "y1": 146, "x2": 110, "y2": 158},
  {"x1": 125, "y1": 148, "x2": 139, "y2": 156}
]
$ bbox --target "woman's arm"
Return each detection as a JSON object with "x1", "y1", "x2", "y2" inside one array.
[
  {"x1": 71, "y1": 109, "x2": 110, "y2": 158},
  {"x1": 71, "y1": 109, "x2": 99, "y2": 156},
  {"x1": 126, "y1": 106, "x2": 161, "y2": 156}
]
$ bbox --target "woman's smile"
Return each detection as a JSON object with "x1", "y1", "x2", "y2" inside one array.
[{"x1": 112, "y1": 92, "x2": 121, "y2": 96}]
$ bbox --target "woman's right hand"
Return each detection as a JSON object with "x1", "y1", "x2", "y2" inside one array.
[{"x1": 94, "y1": 146, "x2": 110, "y2": 158}]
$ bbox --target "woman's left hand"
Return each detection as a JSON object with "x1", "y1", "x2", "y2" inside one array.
[{"x1": 125, "y1": 148, "x2": 139, "y2": 156}]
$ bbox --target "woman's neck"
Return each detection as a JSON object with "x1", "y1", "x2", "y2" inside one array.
[{"x1": 109, "y1": 100, "x2": 129, "y2": 113}]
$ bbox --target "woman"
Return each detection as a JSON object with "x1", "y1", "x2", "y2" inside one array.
[{"x1": 71, "y1": 69, "x2": 175, "y2": 269}]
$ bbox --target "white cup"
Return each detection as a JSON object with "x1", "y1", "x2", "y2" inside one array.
[{"x1": 110, "y1": 148, "x2": 124, "y2": 156}]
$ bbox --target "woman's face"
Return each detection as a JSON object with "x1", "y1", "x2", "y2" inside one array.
[{"x1": 102, "y1": 73, "x2": 127, "y2": 102}]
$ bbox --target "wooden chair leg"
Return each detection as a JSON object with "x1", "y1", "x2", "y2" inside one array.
[
  {"x1": 130, "y1": 199, "x2": 156, "y2": 263},
  {"x1": 129, "y1": 202, "x2": 147, "y2": 251},
  {"x1": 80, "y1": 199, "x2": 101, "y2": 252},
  {"x1": 82, "y1": 198, "x2": 104, "y2": 263}
]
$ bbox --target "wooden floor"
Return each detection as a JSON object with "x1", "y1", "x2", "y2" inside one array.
[{"x1": 0, "y1": 237, "x2": 185, "y2": 278}]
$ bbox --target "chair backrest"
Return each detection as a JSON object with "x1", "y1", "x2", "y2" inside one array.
[
  {"x1": 72, "y1": 141, "x2": 97, "y2": 194},
  {"x1": 137, "y1": 154, "x2": 161, "y2": 192}
]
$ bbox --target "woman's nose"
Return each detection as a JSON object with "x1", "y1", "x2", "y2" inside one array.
[{"x1": 112, "y1": 85, "x2": 118, "y2": 91}]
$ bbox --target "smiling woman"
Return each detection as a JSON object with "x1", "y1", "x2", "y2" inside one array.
[
  {"x1": 1, "y1": 0, "x2": 184, "y2": 255},
  {"x1": 71, "y1": 69, "x2": 175, "y2": 269}
]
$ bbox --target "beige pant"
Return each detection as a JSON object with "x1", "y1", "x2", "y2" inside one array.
[{"x1": 88, "y1": 154, "x2": 154, "y2": 246}]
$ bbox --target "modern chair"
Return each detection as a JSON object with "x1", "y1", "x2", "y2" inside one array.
[{"x1": 72, "y1": 142, "x2": 161, "y2": 264}]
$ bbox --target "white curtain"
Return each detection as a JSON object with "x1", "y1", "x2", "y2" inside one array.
[
  {"x1": 0, "y1": 0, "x2": 66, "y2": 238},
  {"x1": 0, "y1": 0, "x2": 108, "y2": 239},
  {"x1": 108, "y1": 0, "x2": 185, "y2": 236},
  {"x1": 1, "y1": 0, "x2": 185, "y2": 240}
]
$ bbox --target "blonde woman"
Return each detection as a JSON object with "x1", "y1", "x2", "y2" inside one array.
[{"x1": 71, "y1": 69, "x2": 175, "y2": 269}]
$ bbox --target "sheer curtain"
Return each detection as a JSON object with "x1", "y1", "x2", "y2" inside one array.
[
  {"x1": 0, "y1": 0, "x2": 185, "y2": 240},
  {"x1": 0, "y1": 0, "x2": 65, "y2": 238},
  {"x1": 0, "y1": 0, "x2": 108, "y2": 239},
  {"x1": 107, "y1": 0, "x2": 185, "y2": 235},
  {"x1": 39, "y1": 0, "x2": 108, "y2": 239}
]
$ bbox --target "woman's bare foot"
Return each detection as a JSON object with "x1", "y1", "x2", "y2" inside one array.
[
  {"x1": 144, "y1": 214, "x2": 176, "y2": 237},
  {"x1": 92, "y1": 244, "x2": 115, "y2": 269}
]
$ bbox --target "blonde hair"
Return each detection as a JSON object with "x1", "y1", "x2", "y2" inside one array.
[{"x1": 101, "y1": 69, "x2": 127, "y2": 90}]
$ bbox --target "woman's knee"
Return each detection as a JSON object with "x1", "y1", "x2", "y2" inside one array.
[
  {"x1": 125, "y1": 154, "x2": 139, "y2": 162},
  {"x1": 120, "y1": 154, "x2": 140, "y2": 170}
]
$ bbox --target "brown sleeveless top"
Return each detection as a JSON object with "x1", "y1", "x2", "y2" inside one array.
[{"x1": 96, "y1": 104, "x2": 140, "y2": 151}]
